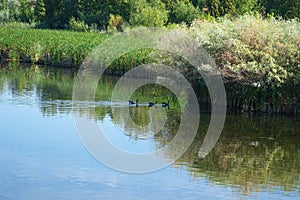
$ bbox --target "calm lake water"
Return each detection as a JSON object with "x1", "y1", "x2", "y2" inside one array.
[{"x1": 0, "y1": 63, "x2": 299, "y2": 200}]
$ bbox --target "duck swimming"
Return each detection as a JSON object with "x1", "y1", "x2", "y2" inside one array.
[
  {"x1": 148, "y1": 101, "x2": 157, "y2": 107},
  {"x1": 129, "y1": 99, "x2": 138, "y2": 107},
  {"x1": 161, "y1": 100, "x2": 169, "y2": 107}
]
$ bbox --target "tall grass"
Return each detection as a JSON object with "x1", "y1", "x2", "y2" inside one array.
[
  {"x1": 0, "y1": 26, "x2": 154, "y2": 71},
  {"x1": 0, "y1": 27, "x2": 108, "y2": 67}
]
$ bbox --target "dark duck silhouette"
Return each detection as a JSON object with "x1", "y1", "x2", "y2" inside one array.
[
  {"x1": 148, "y1": 101, "x2": 157, "y2": 107},
  {"x1": 129, "y1": 99, "x2": 138, "y2": 107},
  {"x1": 161, "y1": 100, "x2": 170, "y2": 107}
]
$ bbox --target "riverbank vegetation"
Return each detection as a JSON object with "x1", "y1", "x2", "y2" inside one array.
[
  {"x1": 1, "y1": 15, "x2": 299, "y2": 115},
  {"x1": 190, "y1": 16, "x2": 300, "y2": 115},
  {"x1": 0, "y1": 27, "x2": 108, "y2": 66},
  {"x1": 0, "y1": 0, "x2": 299, "y2": 115}
]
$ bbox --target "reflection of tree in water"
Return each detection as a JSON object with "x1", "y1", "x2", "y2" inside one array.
[
  {"x1": 171, "y1": 115, "x2": 300, "y2": 195},
  {"x1": 2, "y1": 63, "x2": 299, "y2": 195},
  {"x1": 0, "y1": 63, "x2": 77, "y2": 116}
]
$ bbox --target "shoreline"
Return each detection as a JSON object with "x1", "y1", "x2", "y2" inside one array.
[
  {"x1": 0, "y1": 16, "x2": 299, "y2": 116},
  {"x1": 1, "y1": 61, "x2": 299, "y2": 117}
]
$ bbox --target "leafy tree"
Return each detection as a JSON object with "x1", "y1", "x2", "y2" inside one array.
[
  {"x1": 7, "y1": 0, "x2": 20, "y2": 20},
  {"x1": 34, "y1": 0, "x2": 79, "y2": 29},
  {"x1": 207, "y1": 0, "x2": 221, "y2": 17},
  {"x1": 78, "y1": 0, "x2": 130, "y2": 30},
  {"x1": 0, "y1": 0, "x2": 7, "y2": 9},
  {"x1": 39, "y1": 0, "x2": 61, "y2": 28},
  {"x1": 60, "y1": 0, "x2": 79, "y2": 28},
  {"x1": 18, "y1": 0, "x2": 33, "y2": 22},
  {"x1": 78, "y1": 0, "x2": 101, "y2": 27},
  {"x1": 0, "y1": 9, "x2": 9, "y2": 22},
  {"x1": 203, "y1": 0, "x2": 259, "y2": 17},
  {"x1": 0, "y1": 0, "x2": 9, "y2": 22},
  {"x1": 235, "y1": 0, "x2": 259, "y2": 15},
  {"x1": 169, "y1": 0, "x2": 200, "y2": 25},
  {"x1": 259, "y1": 0, "x2": 299, "y2": 19},
  {"x1": 34, "y1": 0, "x2": 45, "y2": 22},
  {"x1": 129, "y1": 0, "x2": 168, "y2": 27}
]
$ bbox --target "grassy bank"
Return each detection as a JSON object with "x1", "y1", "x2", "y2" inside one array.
[
  {"x1": 0, "y1": 28, "x2": 107, "y2": 67},
  {"x1": 0, "y1": 15, "x2": 299, "y2": 115},
  {"x1": 0, "y1": 26, "x2": 153, "y2": 72}
]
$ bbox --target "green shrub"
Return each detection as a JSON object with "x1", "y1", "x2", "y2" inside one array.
[
  {"x1": 68, "y1": 17, "x2": 89, "y2": 32},
  {"x1": 0, "y1": 9, "x2": 9, "y2": 22},
  {"x1": 189, "y1": 15, "x2": 300, "y2": 113},
  {"x1": 107, "y1": 14, "x2": 124, "y2": 33},
  {"x1": 0, "y1": 21, "x2": 34, "y2": 28},
  {"x1": 169, "y1": 0, "x2": 200, "y2": 26},
  {"x1": 129, "y1": 0, "x2": 168, "y2": 27},
  {"x1": 191, "y1": 15, "x2": 300, "y2": 87}
]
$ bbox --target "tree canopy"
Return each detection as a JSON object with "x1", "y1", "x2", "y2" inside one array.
[{"x1": 0, "y1": 0, "x2": 299, "y2": 30}]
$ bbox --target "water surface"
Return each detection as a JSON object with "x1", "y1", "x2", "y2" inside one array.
[{"x1": 0, "y1": 63, "x2": 299, "y2": 199}]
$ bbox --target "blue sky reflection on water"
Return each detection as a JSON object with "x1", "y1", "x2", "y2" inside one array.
[
  {"x1": 0, "y1": 83, "x2": 299, "y2": 200},
  {"x1": 0, "y1": 101, "x2": 233, "y2": 200}
]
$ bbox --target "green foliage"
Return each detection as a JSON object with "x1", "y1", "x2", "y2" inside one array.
[
  {"x1": 108, "y1": 14, "x2": 124, "y2": 32},
  {"x1": 79, "y1": 0, "x2": 130, "y2": 30},
  {"x1": 169, "y1": 0, "x2": 201, "y2": 26},
  {"x1": 190, "y1": 15, "x2": 300, "y2": 113},
  {"x1": 7, "y1": 0, "x2": 20, "y2": 19},
  {"x1": 0, "y1": 0, "x2": 20, "y2": 22},
  {"x1": 0, "y1": 27, "x2": 108, "y2": 66},
  {"x1": 68, "y1": 16, "x2": 88, "y2": 32},
  {"x1": 204, "y1": 0, "x2": 260, "y2": 17},
  {"x1": 35, "y1": 0, "x2": 79, "y2": 29},
  {"x1": 129, "y1": 0, "x2": 168, "y2": 27},
  {"x1": 18, "y1": 0, "x2": 33, "y2": 22},
  {"x1": 1, "y1": 0, "x2": 299, "y2": 29},
  {"x1": 191, "y1": 15, "x2": 300, "y2": 88},
  {"x1": 0, "y1": 9, "x2": 9, "y2": 22},
  {"x1": 259, "y1": 0, "x2": 300, "y2": 19},
  {"x1": 0, "y1": 20, "x2": 33, "y2": 28},
  {"x1": 235, "y1": 0, "x2": 259, "y2": 15},
  {"x1": 33, "y1": 0, "x2": 45, "y2": 22}
]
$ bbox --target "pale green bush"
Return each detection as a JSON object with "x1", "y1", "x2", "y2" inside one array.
[{"x1": 190, "y1": 15, "x2": 300, "y2": 87}]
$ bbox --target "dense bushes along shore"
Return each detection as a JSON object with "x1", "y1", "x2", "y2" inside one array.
[{"x1": 0, "y1": 15, "x2": 299, "y2": 115}]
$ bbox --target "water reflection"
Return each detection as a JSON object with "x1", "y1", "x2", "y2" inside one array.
[
  {"x1": 175, "y1": 115, "x2": 300, "y2": 194},
  {"x1": 0, "y1": 63, "x2": 299, "y2": 198}
]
